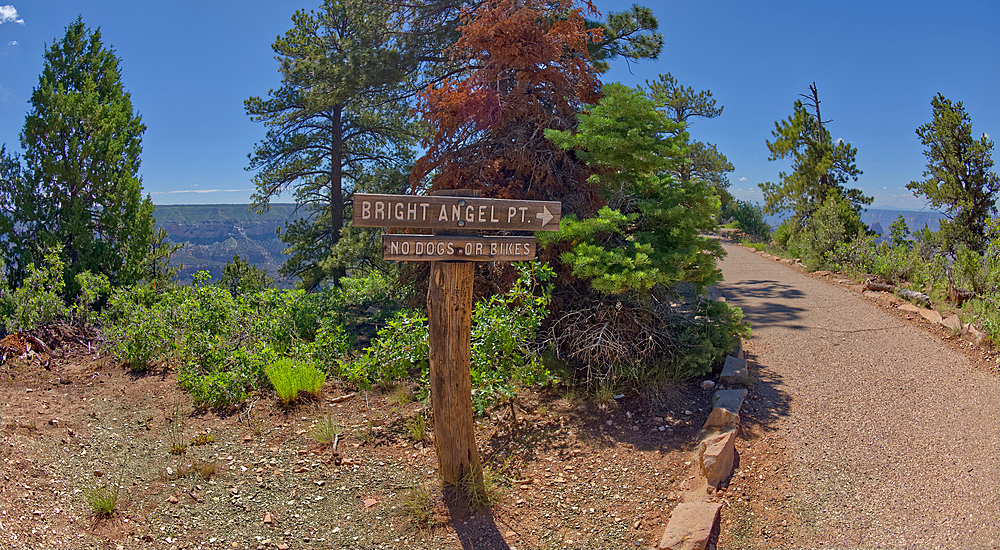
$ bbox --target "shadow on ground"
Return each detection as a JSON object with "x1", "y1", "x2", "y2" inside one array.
[
  {"x1": 444, "y1": 488, "x2": 511, "y2": 550},
  {"x1": 721, "y1": 279, "x2": 808, "y2": 331}
]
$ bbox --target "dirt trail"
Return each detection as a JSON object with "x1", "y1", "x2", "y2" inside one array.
[{"x1": 717, "y1": 241, "x2": 1000, "y2": 549}]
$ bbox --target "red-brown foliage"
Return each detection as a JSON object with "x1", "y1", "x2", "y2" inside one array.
[{"x1": 412, "y1": 0, "x2": 605, "y2": 215}]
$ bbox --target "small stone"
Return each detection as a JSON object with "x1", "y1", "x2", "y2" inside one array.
[
  {"x1": 961, "y1": 323, "x2": 986, "y2": 346},
  {"x1": 605, "y1": 420, "x2": 613, "y2": 426},
  {"x1": 167, "y1": 496, "x2": 179, "y2": 504},
  {"x1": 263, "y1": 512, "x2": 274, "y2": 525},
  {"x1": 276, "y1": 544, "x2": 289, "y2": 550},
  {"x1": 93, "y1": 470, "x2": 103, "y2": 477},
  {"x1": 700, "y1": 380, "x2": 715, "y2": 390},
  {"x1": 941, "y1": 314, "x2": 962, "y2": 333},
  {"x1": 718, "y1": 356, "x2": 748, "y2": 386},
  {"x1": 658, "y1": 502, "x2": 722, "y2": 550},
  {"x1": 683, "y1": 410, "x2": 692, "y2": 416},
  {"x1": 703, "y1": 389, "x2": 748, "y2": 430},
  {"x1": 699, "y1": 428, "x2": 737, "y2": 488},
  {"x1": 362, "y1": 498, "x2": 378, "y2": 509},
  {"x1": 166, "y1": 467, "x2": 174, "y2": 476}
]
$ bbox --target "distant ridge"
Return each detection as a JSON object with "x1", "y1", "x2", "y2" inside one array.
[
  {"x1": 152, "y1": 204, "x2": 302, "y2": 285},
  {"x1": 762, "y1": 207, "x2": 946, "y2": 235},
  {"x1": 861, "y1": 208, "x2": 946, "y2": 234}
]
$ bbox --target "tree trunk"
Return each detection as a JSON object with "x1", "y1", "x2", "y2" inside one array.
[{"x1": 330, "y1": 104, "x2": 344, "y2": 245}]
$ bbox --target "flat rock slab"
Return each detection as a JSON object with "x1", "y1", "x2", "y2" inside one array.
[
  {"x1": 962, "y1": 323, "x2": 986, "y2": 345},
  {"x1": 730, "y1": 345, "x2": 744, "y2": 360},
  {"x1": 700, "y1": 428, "x2": 737, "y2": 487},
  {"x1": 718, "y1": 356, "x2": 747, "y2": 385},
  {"x1": 918, "y1": 308, "x2": 943, "y2": 324},
  {"x1": 659, "y1": 502, "x2": 722, "y2": 550},
  {"x1": 898, "y1": 303, "x2": 922, "y2": 313},
  {"x1": 941, "y1": 314, "x2": 962, "y2": 333},
  {"x1": 704, "y1": 389, "x2": 748, "y2": 430}
]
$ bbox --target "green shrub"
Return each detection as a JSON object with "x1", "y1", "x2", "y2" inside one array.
[
  {"x1": 219, "y1": 254, "x2": 272, "y2": 297},
  {"x1": 345, "y1": 310, "x2": 428, "y2": 389},
  {"x1": 788, "y1": 195, "x2": 868, "y2": 269},
  {"x1": 5, "y1": 246, "x2": 68, "y2": 332},
  {"x1": 469, "y1": 262, "x2": 553, "y2": 414},
  {"x1": 266, "y1": 357, "x2": 326, "y2": 405},
  {"x1": 728, "y1": 200, "x2": 771, "y2": 243}
]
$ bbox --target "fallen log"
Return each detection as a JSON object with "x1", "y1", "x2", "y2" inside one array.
[
  {"x1": 863, "y1": 279, "x2": 894, "y2": 293},
  {"x1": 895, "y1": 288, "x2": 931, "y2": 308}
]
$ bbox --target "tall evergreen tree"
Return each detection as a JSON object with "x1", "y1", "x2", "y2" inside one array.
[
  {"x1": 3, "y1": 17, "x2": 157, "y2": 296},
  {"x1": 246, "y1": 0, "x2": 419, "y2": 290},
  {"x1": 647, "y1": 73, "x2": 735, "y2": 211},
  {"x1": 759, "y1": 83, "x2": 869, "y2": 225},
  {"x1": 907, "y1": 93, "x2": 1000, "y2": 253}
]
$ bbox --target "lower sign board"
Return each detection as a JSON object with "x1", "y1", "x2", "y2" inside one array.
[{"x1": 383, "y1": 235, "x2": 535, "y2": 262}]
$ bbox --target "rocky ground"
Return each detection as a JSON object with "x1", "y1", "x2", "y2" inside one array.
[{"x1": 1, "y1": 338, "x2": 725, "y2": 550}]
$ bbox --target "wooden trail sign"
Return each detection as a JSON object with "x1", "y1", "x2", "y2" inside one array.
[
  {"x1": 352, "y1": 193, "x2": 561, "y2": 232},
  {"x1": 383, "y1": 235, "x2": 535, "y2": 262},
  {"x1": 351, "y1": 191, "x2": 559, "y2": 492}
]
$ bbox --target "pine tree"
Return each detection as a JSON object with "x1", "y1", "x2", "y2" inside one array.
[
  {"x1": 5, "y1": 17, "x2": 157, "y2": 296},
  {"x1": 246, "y1": 0, "x2": 418, "y2": 289},
  {"x1": 760, "y1": 83, "x2": 869, "y2": 223},
  {"x1": 907, "y1": 93, "x2": 1000, "y2": 253}
]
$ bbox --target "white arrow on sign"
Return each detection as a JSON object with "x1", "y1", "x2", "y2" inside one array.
[{"x1": 536, "y1": 205, "x2": 554, "y2": 227}]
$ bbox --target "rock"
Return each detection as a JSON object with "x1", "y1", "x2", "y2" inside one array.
[
  {"x1": 961, "y1": 323, "x2": 987, "y2": 346},
  {"x1": 898, "y1": 303, "x2": 922, "y2": 313},
  {"x1": 941, "y1": 314, "x2": 962, "y2": 333},
  {"x1": 699, "y1": 429, "x2": 737, "y2": 488},
  {"x1": 658, "y1": 502, "x2": 722, "y2": 550},
  {"x1": 703, "y1": 389, "x2": 748, "y2": 430},
  {"x1": 700, "y1": 380, "x2": 715, "y2": 390},
  {"x1": 167, "y1": 495, "x2": 179, "y2": 504},
  {"x1": 718, "y1": 356, "x2": 747, "y2": 386},
  {"x1": 918, "y1": 308, "x2": 943, "y2": 324},
  {"x1": 276, "y1": 544, "x2": 289, "y2": 550},
  {"x1": 262, "y1": 512, "x2": 274, "y2": 525},
  {"x1": 730, "y1": 345, "x2": 744, "y2": 360}
]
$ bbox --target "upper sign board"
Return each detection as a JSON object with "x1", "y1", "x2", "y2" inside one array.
[{"x1": 352, "y1": 193, "x2": 561, "y2": 232}]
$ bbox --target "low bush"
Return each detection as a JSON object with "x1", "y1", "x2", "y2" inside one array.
[{"x1": 265, "y1": 357, "x2": 326, "y2": 405}]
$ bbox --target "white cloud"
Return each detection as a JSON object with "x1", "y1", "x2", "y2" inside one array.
[
  {"x1": 0, "y1": 5, "x2": 24, "y2": 25},
  {"x1": 150, "y1": 188, "x2": 255, "y2": 195},
  {"x1": 834, "y1": 138, "x2": 844, "y2": 145},
  {"x1": 738, "y1": 176, "x2": 747, "y2": 181},
  {"x1": 7, "y1": 40, "x2": 17, "y2": 46},
  {"x1": 984, "y1": 132, "x2": 991, "y2": 140}
]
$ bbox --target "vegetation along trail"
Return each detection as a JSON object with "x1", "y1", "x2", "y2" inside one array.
[{"x1": 717, "y1": 240, "x2": 999, "y2": 548}]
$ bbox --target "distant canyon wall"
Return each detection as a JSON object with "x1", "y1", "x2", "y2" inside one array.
[{"x1": 153, "y1": 204, "x2": 300, "y2": 285}]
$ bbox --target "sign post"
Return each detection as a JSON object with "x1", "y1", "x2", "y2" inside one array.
[{"x1": 353, "y1": 191, "x2": 561, "y2": 491}]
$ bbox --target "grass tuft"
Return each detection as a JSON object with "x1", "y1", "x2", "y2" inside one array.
[
  {"x1": 85, "y1": 484, "x2": 121, "y2": 517},
  {"x1": 312, "y1": 415, "x2": 340, "y2": 445},
  {"x1": 266, "y1": 358, "x2": 326, "y2": 405},
  {"x1": 402, "y1": 481, "x2": 433, "y2": 525},
  {"x1": 406, "y1": 412, "x2": 427, "y2": 443}
]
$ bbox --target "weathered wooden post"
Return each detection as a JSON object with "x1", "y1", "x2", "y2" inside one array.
[{"x1": 353, "y1": 190, "x2": 560, "y2": 492}]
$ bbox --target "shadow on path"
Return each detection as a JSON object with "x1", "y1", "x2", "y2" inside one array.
[{"x1": 721, "y1": 279, "x2": 808, "y2": 331}]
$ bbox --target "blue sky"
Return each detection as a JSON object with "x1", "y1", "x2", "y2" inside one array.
[{"x1": 1, "y1": 1, "x2": 997, "y2": 209}]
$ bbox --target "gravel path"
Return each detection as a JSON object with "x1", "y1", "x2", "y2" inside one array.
[{"x1": 717, "y1": 241, "x2": 1000, "y2": 549}]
